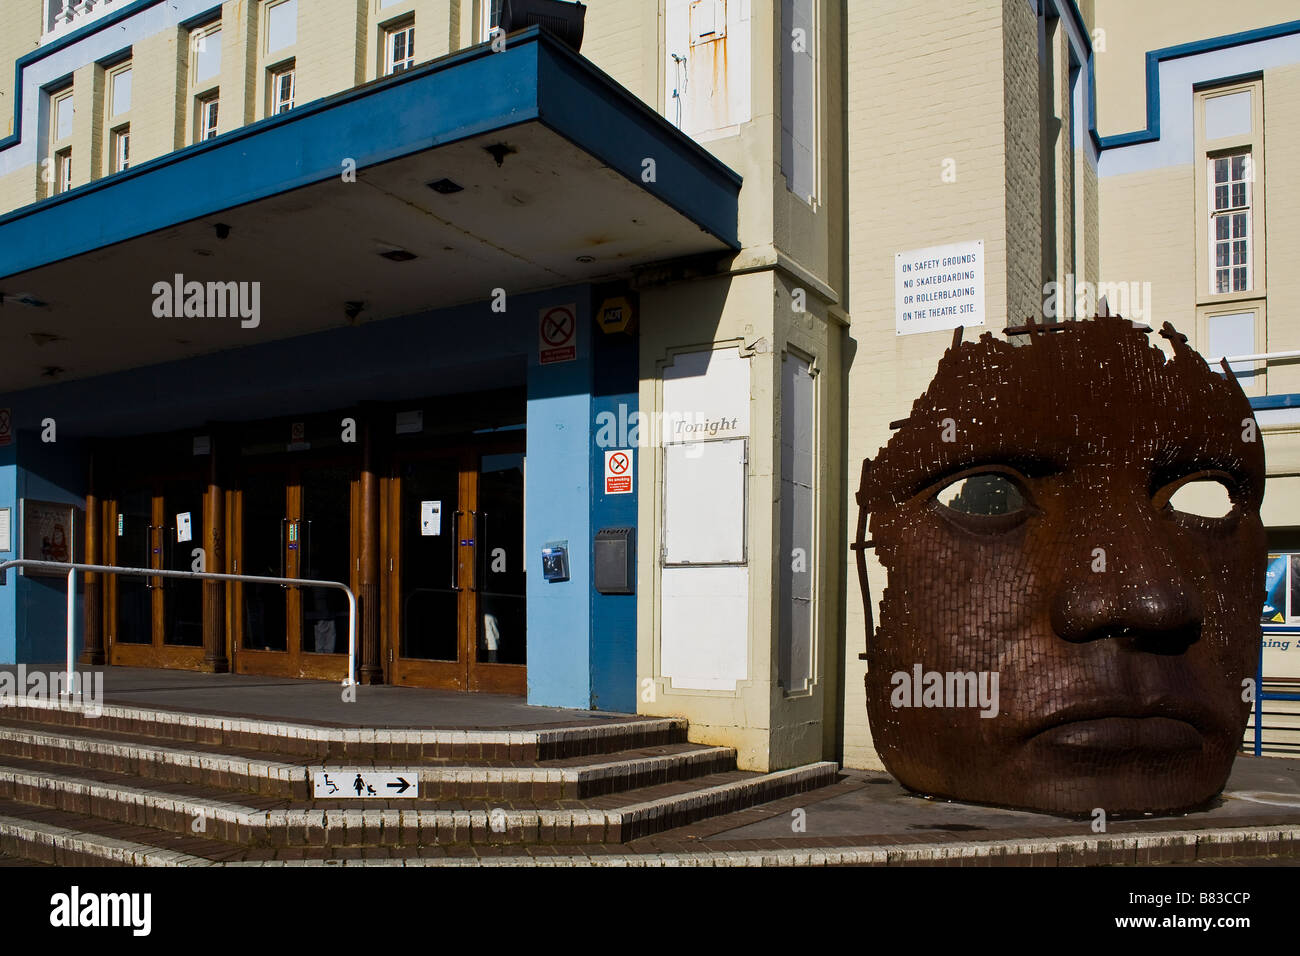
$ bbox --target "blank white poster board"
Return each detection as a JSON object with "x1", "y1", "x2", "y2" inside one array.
[{"x1": 662, "y1": 438, "x2": 746, "y2": 565}]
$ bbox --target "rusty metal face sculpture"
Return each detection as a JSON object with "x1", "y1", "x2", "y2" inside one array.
[{"x1": 854, "y1": 315, "x2": 1266, "y2": 816}]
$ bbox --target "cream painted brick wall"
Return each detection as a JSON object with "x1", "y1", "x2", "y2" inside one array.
[
  {"x1": 280, "y1": 0, "x2": 367, "y2": 107},
  {"x1": 0, "y1": 0, "x2": 41, "y2": 141},
  {"x1": 130, "y1": 27, "x2": 187, "y2": 162},
  {"x1": 841, "y1": 0, "x2": 1014, "y2": 771},
  {"x1": 581, "y1": 0, "x2": 654, "y2": 104},
  {"x1": 1097, "y1": 165, "x2": 1195, "y2": 330},
  {"x1": 1092, "y1": 0, "x2": 1298, "y2": 137},
  {"x1": 69, "y1": 62, "x2": 104, "y2": 187}
]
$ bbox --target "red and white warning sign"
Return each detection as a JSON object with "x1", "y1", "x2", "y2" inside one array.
[
  {"x1": 604, "y1": 449, "x2": 633, "y2": 495},
  {"x1": 539, "y1": 304, "x2": 577, "y2": 365},
  {"x1": 0, "y1": 408, "x2": 11, "y2": 447}
]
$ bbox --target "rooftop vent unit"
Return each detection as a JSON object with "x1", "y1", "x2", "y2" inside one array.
[{"x1": 501, "y1": 0, "x2": 587, "y2": 53}]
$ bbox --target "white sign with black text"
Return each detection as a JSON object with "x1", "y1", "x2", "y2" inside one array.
[{"x1": 895, "y1": 239, "x2": 985, "y2": 335}]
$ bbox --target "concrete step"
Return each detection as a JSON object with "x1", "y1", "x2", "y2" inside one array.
[
  {"x1": 0, "y1": 697, "x2": 687, "y2": 761},
  {"x1": 2, "y1": 801, "x2": 1295, "y2": 866},
  {"x1": 0, "y1": 755, "x2": 840, "y2": 846},
  {"x1": 0, "y1": 721, "x2": 737, "y2": 800}
]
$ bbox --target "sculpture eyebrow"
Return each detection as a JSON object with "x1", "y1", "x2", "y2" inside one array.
[{"x1": 894, "y1": 448, "x2": 1067, "y2": 500}]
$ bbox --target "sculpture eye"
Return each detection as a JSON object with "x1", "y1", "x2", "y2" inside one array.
[
  {"x1": 936, "y1": 472, "x2": 1026, "y2": 515},
  {"x1": 1155, "y1": 473, "x2": 1237, "y2": 521}
]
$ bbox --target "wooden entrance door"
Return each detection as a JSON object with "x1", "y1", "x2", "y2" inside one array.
[
  {"x1": 232, "y1": 457, "x2": 355, "y2": 680},
  {"x1": 105, "y1": 474, "x2": 207, "y2": 669},
  {"x1": 388, "y1": 444, "x2": 526, "y2": 693}
]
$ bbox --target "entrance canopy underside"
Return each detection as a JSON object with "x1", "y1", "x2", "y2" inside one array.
[{"x1": 0, "y1": 26, "x2": 741, "y2": 396}]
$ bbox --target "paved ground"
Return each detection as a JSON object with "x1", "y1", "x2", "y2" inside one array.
[
  {"x1": 696, "y1": 757, "x2": 1300, "y2": 843},
  {"x1": 2, "y1": 665, "x2": 633, "y2": 729}
]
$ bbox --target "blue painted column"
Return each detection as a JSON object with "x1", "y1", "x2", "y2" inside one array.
[
  {"x1": 589, "y1": 306, "x2": 638, "y2": 713},
  {"x1": 525, "y1": 292, "x2": 593, "y2": 708}
]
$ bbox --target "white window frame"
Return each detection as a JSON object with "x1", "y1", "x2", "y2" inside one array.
[
  {"x1": 111, "y1": 125, "x2": 130, "y2": 173},
  {"x1": 51, "y1": 87, "x2": 74, "y2": 145},
  {"x1": 1208, "y1": 151, "x2": 1253, "y2": 296},
  {"x1": 191, "y1": 25, "x2": 223, "y2": 87},
  {"x1": 269, "y1": 63, "x2": 296, "y2": 115},
  {"x1": 108, "y1": 63, "x2": 132, "y2": 118},
  {"x1": 198, "y1": 94, "x2": 220, "y2": 142},
  {"x1": 55, "y1": 148, "x2": 72, "y2": 194},
  {"x1": 479, "y1": 0, "x2": 502, "y2": 42},
  {"x1": 384, "y1": 22, "x2": 415, "y2": 75}
]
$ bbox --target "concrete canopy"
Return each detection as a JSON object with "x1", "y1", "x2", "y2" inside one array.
[{"x1": 0, "y1": 26, "x2": 741, "y2": 396}]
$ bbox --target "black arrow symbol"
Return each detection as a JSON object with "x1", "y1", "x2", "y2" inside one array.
[{"x1": 387, "y1": 777, "x2": 412, "y2": 795}]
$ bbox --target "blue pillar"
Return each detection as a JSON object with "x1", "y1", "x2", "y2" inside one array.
[
  {"x1": 525, "y1": 294, "x2": 593, "y2": 708},
  {"x1": 589, "y1": 313, "x2": 638, "y2": 712}
]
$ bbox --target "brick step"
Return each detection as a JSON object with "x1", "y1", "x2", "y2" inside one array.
[
  {"x1": 0, "y1": 755, "x2": 840, "y2": 846},
  {"x1": 0, "y1": 722, "x2": 736, "y2": 800},
  {"x1": 0, "y1": 698, "x2": 687, "y2": 760},
  {"x1": 0, "y1": 799, "x2": 234, "y2": 866},
  {"x1": 3, "y1": 802, "x2": 1294, "y2": 867}
]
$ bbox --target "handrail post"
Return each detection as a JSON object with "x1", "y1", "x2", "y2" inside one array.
[
  {"x1": 1254, "y1": 632, "x2": 1263, "y2": 757},
  {"x1": 66, "y1": 566, "x2": 77, "y2": 697}
]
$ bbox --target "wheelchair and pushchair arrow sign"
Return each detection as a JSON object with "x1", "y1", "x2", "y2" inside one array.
[{"x1": 312, "y1": 770, "x2": 418, "y2": 798}]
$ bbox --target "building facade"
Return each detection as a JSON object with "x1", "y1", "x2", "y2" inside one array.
[{"x1": 0, "y1": 0, "x2": 1295, "y2": 771}]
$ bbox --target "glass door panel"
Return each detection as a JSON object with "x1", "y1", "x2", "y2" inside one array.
[
  {"x1": 115, "y1": 488, "x2": 153, "y2": 644},
  {"x1": 299, "y1": 464, "x2": 351, "y2": 656},
  {"x1": 241, "y1": 477, "x2": 288, "y2": 651},
  {"x1": 476, "y1": 453, "x2": 525, "y2": 666},
  {"x1": 161, "y1": 478, "x2": 204, "y2": 646},
  {"x1": 399, "y1": 458, "x2": 461, "y2": 662}
]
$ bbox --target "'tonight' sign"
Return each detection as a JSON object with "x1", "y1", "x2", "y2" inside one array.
[{"x1": 895, "y1": 239, "x2": 985, "y2": 336}]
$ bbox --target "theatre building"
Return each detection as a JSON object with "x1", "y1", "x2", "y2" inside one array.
[{"x1": 0, "y1": 0, "x2": 1297, "y2": 772}]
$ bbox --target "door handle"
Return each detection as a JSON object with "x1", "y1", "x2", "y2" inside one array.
[
  {"x1": 280, "y1": 517, "x2": 287, "y2": 587},
  {"x1": 450, "y1": 510, "x2": 464, "y2": 592}
]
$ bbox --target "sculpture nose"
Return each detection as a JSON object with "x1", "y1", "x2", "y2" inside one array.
[{"x1": 1049, "y1": 498, "x2": 1203, "y2": 651}]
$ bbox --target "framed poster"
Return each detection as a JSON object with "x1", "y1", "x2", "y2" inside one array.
[{"x1": 20, "y1": 499, "x2": 77, "y2": 576}]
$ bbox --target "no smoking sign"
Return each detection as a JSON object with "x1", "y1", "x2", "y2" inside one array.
[
  {"x1": 538, "y1": 304, "x2": 577, "y2": 365},
  {"x1": 604, "y1": 449, "x2": 633, "y2": 495}
]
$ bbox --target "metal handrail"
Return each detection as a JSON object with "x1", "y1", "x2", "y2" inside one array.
[
  {"x1": 0, "y1": 560, "x2": 358, "y2": 695},
  {"x1": 1254, "y1": 624, "x2": 1300, "y2": 756}
]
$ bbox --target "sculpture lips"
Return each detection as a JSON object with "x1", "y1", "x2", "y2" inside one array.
[{"x1": 1032, "y1": 716, "x2": 1204, "y2": 753}]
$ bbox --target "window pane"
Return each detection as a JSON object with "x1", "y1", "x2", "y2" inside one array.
[
  {"x1": 1216, "y1": 244, "x2": 1229, "y2": 267},
  {"x1": 1231, "y1": 182, "x2": 1246, "y2": 207},
  {"x1": 1205, "y1": 90, "x2": 1252, "y2": 140},
  {"x1": 1215, "y1": 216, "x2": 1229, "y2": 240},
  {"x1": 1232, "y1": 240, "x2": 1247, "y2": 265},
  {"x1": 1207, "y1": 311, "x2": 1254, "y2": 377},
  {"x1": 1233, "y1": 267, "x2": 1247, "y2": 290},
  {"x1": 267, "y1": 0, "x2": 297, "y2": 52},
  {"x1": 55, "y1": 94, "x2": 73, "y2": 140},
  {"x1": 1232, "y1": 213, "x2": 1246, "y2": 238},
  {"x1": 1215, "y1": 270, "x2": 1229, "y2": 294},
  {"x1": 1231, "y1": 154, "x2": 1246, "y2": 180},
  {"x1": 112, "y1": 68, "x2": 132, "y2": 116},
  {"x1": 1214, "y1": 185, "x2": 1228, "y2": 209},
  {"x1": 194, "y1": 28, "x2": 222, "y2": 83},
  {"x1": 1214, "y1": 157, "x2": 1228, "y2": 183}
]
